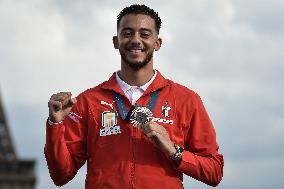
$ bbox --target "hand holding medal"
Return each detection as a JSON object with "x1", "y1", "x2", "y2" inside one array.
[
  {"x1": 114, "y1": 92, "x2": 176, "y2": 158},
  {"x1": 130, "y1": 106, "x2": 176, "y2": 157}
]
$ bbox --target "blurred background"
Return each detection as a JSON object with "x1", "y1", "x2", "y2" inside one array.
[{"x1": 0, "y1": 0, "x2": 283, "y2": 188}]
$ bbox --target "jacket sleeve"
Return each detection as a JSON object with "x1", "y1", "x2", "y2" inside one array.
[
  {"x1": 177, "y1": 93, "x2": 224, "y2": 187},
  {"x1": 44, "y1": 96, "x2": 88, "y2": 186}
]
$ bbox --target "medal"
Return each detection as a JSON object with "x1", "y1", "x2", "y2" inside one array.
[
  {"x1": 113, "y1": 90, "x2": 160, "y2": 122},
  {"x1": 130, "y1": 106, "x2": 153, "y2": 128},
  {"x1": 113, "y1": 90, "x2": 174, "y2": 127}
]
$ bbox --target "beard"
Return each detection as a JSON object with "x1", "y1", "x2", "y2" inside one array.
[{"x1": 120, "y1": 49, "x2": 153, "y2": 71}]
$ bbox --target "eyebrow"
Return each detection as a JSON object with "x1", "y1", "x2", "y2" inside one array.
[
  {"x1": 140, "y1": 28, "x2": 153, "y2": 33},
  {"x1": 121, "y1": 27, "x2": 153, "y2": 33}
]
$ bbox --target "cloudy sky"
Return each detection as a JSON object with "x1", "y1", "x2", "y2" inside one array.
[{"x1": 0, "y1": 0, "x2": 283, "y2": 188}]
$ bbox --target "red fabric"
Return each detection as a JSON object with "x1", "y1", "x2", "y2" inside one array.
[{"x1": 44, "y1": 71, "x2": 224, "y2": 188}]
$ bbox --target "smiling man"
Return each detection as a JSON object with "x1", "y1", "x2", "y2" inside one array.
[
  {"x1": 45, "y1": 4, "x2": 224, "y2": 189},
  {"x1": 114, "y1": 13, "x2": 161, "y2": 72}
]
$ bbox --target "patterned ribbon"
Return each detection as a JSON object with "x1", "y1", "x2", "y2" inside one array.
[{"x1": 113, "y1": 90, "x2": 160, "y2": 121}]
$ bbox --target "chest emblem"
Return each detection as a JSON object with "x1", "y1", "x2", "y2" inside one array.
[
  {"x1": 100, "y1": 100, "x2": 114, "y2": 109},
  {"x1": 100, "y1": 111, "x2": 121, "y2": 136},
  {"x1": 162, "y1": 101, "x2": 171, "y2": 117}
]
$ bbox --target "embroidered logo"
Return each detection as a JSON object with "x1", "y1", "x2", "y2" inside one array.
[
  {"x1": 162, "y1": 101, "x2": 171, "y2": 117},
  {"x1": 68, "y1": 112, "x2": 83, "y2": 122},
  {"x1": 152, "y1": 117, "x2": 174, "y2": 124},
  {"x1": 100, "y1": 100, "x2": 114, "y2": 109},
  {"x1": 100, "y1": 111, "x2": 121, "y2": 136}
]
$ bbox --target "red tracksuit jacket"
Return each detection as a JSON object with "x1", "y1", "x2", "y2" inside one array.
[{"x1": 44, "y1": 71, "x2": 224, "y2": 188}]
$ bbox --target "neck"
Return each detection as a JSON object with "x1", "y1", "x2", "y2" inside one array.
[{"x1": 120, "y1": 62, "x2": 154, "y2": 87}]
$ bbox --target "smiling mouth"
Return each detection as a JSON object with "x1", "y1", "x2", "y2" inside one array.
[
  {"x1": 127, "y1": 47, "x2": 145, "y2": 53},
  {"x1": 129, "y1": 49, "x2": 143, "y2": 53}
]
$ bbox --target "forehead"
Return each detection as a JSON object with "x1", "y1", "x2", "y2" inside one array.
[{"x1": 118, "y1": 14, "x2": 156, "y2": 31}]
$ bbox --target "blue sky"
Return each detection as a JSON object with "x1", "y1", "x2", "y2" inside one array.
[{"x1": 0, "y1": 0, "x2": 283, "y2": 188}]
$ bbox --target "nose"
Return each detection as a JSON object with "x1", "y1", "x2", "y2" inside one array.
[{"x1": 130, "y1": 32, "x2": 141, "y2": 45}]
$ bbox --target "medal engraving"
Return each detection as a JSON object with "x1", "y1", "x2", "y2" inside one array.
[{"x1": 130, "y1": 106, "x2": 153, "y2": 128}]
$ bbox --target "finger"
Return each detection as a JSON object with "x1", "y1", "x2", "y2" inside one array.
[
  {"x1": 141, "y1": 125, "x2": 150, "y2": 134},
  {"x1": 141, "y1": 124, "x2": 156, "y2": 135},
  {"x1": 141, "y1": 122, "x2": 153, "y2": 131},
  {"x1": 48, "y1": 100, "x2": 62, "y2": 111},
  {"x1": 146, "y1": 130, "x2": 160, "y2": 138},
  {"x1": 51, "y1": 93, "x2": 71, "y2": 101},
  {"x1": 51, "y1": 92, "x2": 70, "y2": 97},
  {"x1": 50, "y1": 94, "x2": 71, "y2": 101},
  {"x1": 145, "y1": 122, "x2": 161, "y2": 132},
  {"x1": 51, "y1": 95, "x2": 72, "y2": 107},
  {"x1": 70, "y1": 97, "x2": 77, "y2": 105},
  {"x1": 50, "y1": 98, "x2": 70, "y2": 109},
  {"x1": 62, "y1": 99, "x2": 75, "y2": 109},
  {"x1": 50, "y1": 96, "x2": 67, "y2": 103},
  {"x1": 57, "y1": 92, "x2": 71, "y2": 96},
  {"x1": 141, "y1": 123, "x2": 147, "y2": 131},
  {"x1": 148, "y1": 121, "x2": 164, "y2": 127},
  {"x1": 145, "y1": 122, "x2": 168, "y2": 137},
  {"x1": 146, "y1": 131, "x2": 164, "y2": 149}
]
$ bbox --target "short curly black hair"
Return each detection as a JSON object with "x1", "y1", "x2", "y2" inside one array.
[{"x1": 117, "y1": 4, "x2": 162, "y2": 34}]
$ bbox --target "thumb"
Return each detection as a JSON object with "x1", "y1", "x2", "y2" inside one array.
[{"x1": 70, "y1": 97, "x2": 77, "y2": 105}]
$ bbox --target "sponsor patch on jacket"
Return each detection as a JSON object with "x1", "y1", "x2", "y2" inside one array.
[
  {"x1": 152, "y1": 117, "x2": 174, "y2": 124},
  {"x1": 100, "y1": 100, "x2": 114, "y2": 109},
  {"x1": 100, "y1": 111, "x2": 121, "y2": 136},
  {"x1": 68, "y1": 112, "x2": 83, "y2": 122}
]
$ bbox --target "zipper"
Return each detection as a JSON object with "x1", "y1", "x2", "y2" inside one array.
[{"x1": 130, "y1": 126, "x2": 137, "y2": 188}]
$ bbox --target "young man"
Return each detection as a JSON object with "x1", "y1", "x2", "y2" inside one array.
[{"x1": 45, "y1": 4, "x2": 224, "y2": 189}]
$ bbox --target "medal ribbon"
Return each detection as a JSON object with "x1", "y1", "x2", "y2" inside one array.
[{"x1": 113, "y1": 90, "x2": 160, "y2": 121}]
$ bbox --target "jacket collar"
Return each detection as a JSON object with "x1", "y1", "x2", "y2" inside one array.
[
  {"x1": 115, "y1": 70, "x2": 157, "y2": 93},
  {"x1": 100, "y1": 70, "x2": 169, "y2": 96}
]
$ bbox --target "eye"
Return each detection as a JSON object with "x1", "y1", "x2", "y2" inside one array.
[
  {"x1": 141, "y1": 32, "x2": 151, "y2": 38},
  {"x1": 122, "y1": 30, "x2": 132, "y2": 37}
]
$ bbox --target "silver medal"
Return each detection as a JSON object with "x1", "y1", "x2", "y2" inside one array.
[{"x1": 130, "y1": 106, "x2": 153, "y2": 128}]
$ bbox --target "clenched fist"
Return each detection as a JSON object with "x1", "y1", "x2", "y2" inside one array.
[{"x1": 48, "y1": 92, "x2": 77, "y2": 123}]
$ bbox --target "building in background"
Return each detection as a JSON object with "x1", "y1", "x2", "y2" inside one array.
[{"x1": 0, "y1": 93, "x2": 36, "y2": 189}]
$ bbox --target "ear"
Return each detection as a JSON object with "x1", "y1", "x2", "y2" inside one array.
[
  {"x1": 113, "y1": 36, "x2": 119, "y2": 49},
  {"x1": 154, "y1": 38, "x2": 162, "y2": 51}
]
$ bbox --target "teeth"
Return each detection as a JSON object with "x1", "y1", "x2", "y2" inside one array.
[
  {"x1": 130, "y1": 49, "x2": 142, "y2": 53},
  {"x1": 128, "y1": 47, "x2": 143, "y2": 51}
]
